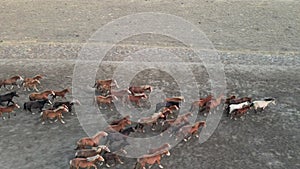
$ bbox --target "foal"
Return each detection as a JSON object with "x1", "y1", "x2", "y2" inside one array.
[
  {"x1": 0, "y1": 103, "x2": 20, "y2": 120},
  {"x1": 230, "y1": 105, "x2": 252, "y2": 120},
  {"x1": 23, "y1": 79, "x2": 41, "y2": 91}
]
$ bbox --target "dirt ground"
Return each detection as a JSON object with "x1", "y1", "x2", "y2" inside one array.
[{"x1": 0, "y1": 0, "x2": 299, "y2": 169}]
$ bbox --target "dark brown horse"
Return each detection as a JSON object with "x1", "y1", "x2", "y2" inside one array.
[
  {"x1": 0, "y1": 75, "x2": 23, "y2": 89},
  {"x1": 176, "y1": 121, "x2": 206, "y2": 141},
  {"x1": 0, "y1": 103, "x2": 20, "y2": 120},
  {"x1": 230, "y1": 105, "x2": 252, "y2": 120},
  {"x1": 75, "y1": 131, "x2": 108, "y2": 150},
  {"x1": 29, "y1": 90, "x2": 55, "y2": 101}
]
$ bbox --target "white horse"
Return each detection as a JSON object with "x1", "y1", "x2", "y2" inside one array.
[
  {"x1": 228, "y1": 101, "x2": 251, "y2": 114},
  {"x1": 252, "y1": 98, "x2": 275, "y2": 112}
]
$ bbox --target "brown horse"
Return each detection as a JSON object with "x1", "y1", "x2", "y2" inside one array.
[
  {"x1": 204, "y1": 94, "x2": 224, "y2": 113},
  {"x1": 0, "y1": 103, "x2": 20, "y2": 120},
  {"x1": 230, "y1": 105, "x2": 252, "y2": 120},
  {"x1": 105, "y1": 119, "x2": 131, "y2": 133},
  {"x1": 162, "y1": 112, "x2": 193, "y2": 126},
  {"x1": 165, "y1": 96, "x2": 185, "y2": 103},
  {"x1": 0, "y1": 75, "x2": 24, "y2": 89},
  {"x1": 53, "y1": 88, "x2": 71, "y2": 99},
  {"x1": 134, "y1": 150, "x2": 170, "y2": 169},
  {"x1": 126, "y1": 93, "x2": 147, "y2": 107},
  {"x1": 29, "y1": 90, "x2": 55, "y2": 101},
  {"x1": 93, "y1": 79, "x2": 119, "y2": 93},
  {"x1": 176, "y1": 121, "x2": 206, "y2": 141},
  {"x1": 94, "y1": 95, "x2": 117, "y2": 111},
  {"x1": 137, "y1": 112, "x2": 165, "y2": 132},
  {"x1": 148, "y1": 143, "x2": 171, "y2": 154},
  {"x1": 75, "y1": 131, "x2": 108, "y2": 150},
  {"x1": 40, "y1": 105, "x2": 69, "y2": 124},
  {"x1": 69, "y1": 154, "x2": 104, "y2": 169},
  {"x1": 225, "y1": 95, "x2": 236, "y2": 104},
  {"x1": 75, "y1": 145, "x2": 111, "y2": 158},
  {"x1": 129, "y1": 85, "x2": 153, "y2": 94},
  {"x1": 190, "y1": 95, "x2": 213, "y2": 112},
  {"x1": 160, "y1": 105, "x2": 179, "y2": 120},
  {"x1": 23, "y1": 79, "x2": 41, "y2": 91},
  {"x1": 23, "y1": 74, "x2": 43, "y2": 84}
]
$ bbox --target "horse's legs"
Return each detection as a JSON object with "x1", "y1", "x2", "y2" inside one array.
[{"x1": 58, "y1": 115, "x2": 65, "y2": 124}]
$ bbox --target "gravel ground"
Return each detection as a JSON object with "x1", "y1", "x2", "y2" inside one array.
[{"x1": 0, "y1": 0, "x2": 299, "y2": 169}]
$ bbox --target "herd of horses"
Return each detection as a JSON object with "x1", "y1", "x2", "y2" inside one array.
[{"x1": 0, "y1": 75, "x2": 276, "y2": 169}]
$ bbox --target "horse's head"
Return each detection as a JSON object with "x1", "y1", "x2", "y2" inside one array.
[
  {"x1": 196, "y1": 121, "x2": 206, "y2": 128},
  {"x1": 97, "y1": 145, "x2": 110, "y2": 153},
  {"x1": 34, "y1": 75, "x2": 43, "y2": 80}
]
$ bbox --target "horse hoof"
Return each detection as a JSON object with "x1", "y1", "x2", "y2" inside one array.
[
  {"x1": 120, "y1": 161, "x2": 124, "y2": 164},
  {"x1": 106, "y1": 164, "x2": 111, "y2": 168},
  {"x1": 42, "y1": 122, "x2": 45, "y2": 125},
  {"x1": 61, "y1": 121, "x2": 65, "y2": 124},
  {"x1": 32, "y1": 113, "x2": 35, "y2": 115},
  {"x1": 184, "y1": 139, "x2": 187, "y2": 142},
  {"x1": 159, "y1": 165, "x2": 164, "y2": 168}
]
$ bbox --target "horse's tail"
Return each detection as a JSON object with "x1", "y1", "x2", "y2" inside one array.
[{"x1": 23, "y1": 103, "x2": 27, "y2": 110}]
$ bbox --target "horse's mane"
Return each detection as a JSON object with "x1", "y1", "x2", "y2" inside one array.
[
  {"x1": 264, "y1": 98, "x2": 275, "y2": 101},
  {"x1": 86, "y1": 154, "x2": 100, "y2": 162}
]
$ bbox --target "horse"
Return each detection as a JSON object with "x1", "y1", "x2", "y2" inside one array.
[
  {"x1": 136, "y1": 112, "x2": 165, "y2": 132},
  {"x1": 190, "y1": 95, "x2": 213, "y2": 112},
  {"x1": 134, "y1": 150, "x2": 170, "y2": 169},
  {"x1": 23, "y1": 74, "x2": 43, "y2": 84},
  {"x1": 94, "y1": 95, "x2": 117, "y2": 111},
  {"x1": 0, "y1": 91, "x2": 19, "y2": 106},
  {"x1": 69, "y1": 154, "x2": 104, "y2": 169},
  {"x1": 228, "y1": 101, "x2": 251, "y2": 115},
  {"x1": 110, "y1": 89, "x2": 132, "y2": 102},
  {"x1": 75, "y1": 131, "x2": 108, "y2": 150},
  {"x1": 129, "y1": 85, "x2": 153, "y2": 94},
  {"x1": 52, "y1": 88, "x2": 71, "y2": 99},
  {"x1": 23, "y1": 79, "x2": 41, "y2": 91},
  {"x1": 109, "y1": 115, "x2": 131, "y2": 125},
  {"x1": 230, "y1": 105, "x2": 252, "y2": 120},
  {"x1": 24, "y1": 99, "x2": 52, "y2": 114},
  {"x1": 159, "y1": 105, "x2": 179, "y2": 120},
  {"x1": 93, "y1": 79, "x2": 119, "y2": 93},
  {"x1": 0, "y1": 75, "x2": 23, "y2": 90},
  {"x1": 75, "y1": 145, "x2": 110, "y2": 158},
  {"x1": 252, "y1": 98, "x2": 276, "y2": 112},
  {"x1": 203, "y1": 94, "x2": 224, "y2": 113},
  {"x1": 176, "y1": 121, "x2": 206, "y2": 142},
  {"x1": 225, "y1": 95, "x2": 236, "y2": 104},
  {"x1": 105, "y1": 126, "x2": 136, "y2": 146},
  {"x1": 40, "y1": 105, "x2": 69, "y2": 124},
  {"x1": 0, "y1": 103, "x2": 20, "y2": 120},
  {"x1": 105, "y1": 119, "x2": 131, "y2": 133},
  {"x1": 29, "y1": 90, "x2": 55, "y2": 101},
  {"x1": 227, "y1": 97, "x2": 252, "y2": 105},
  {"x1": 148, "y1": 143, "x2": 171, "y2": 154},
  {"x1": 53, "y1": 99, "x2": 81, "y2": 115},
  {"x1": 162, "y1": 112, "x2": 193, "y2": 126},
  {"x1": 155, "y1": 96, "x2": 184, "y2": 112},
  {"x1": 102, "y1": 151, "x2": 125, "y2": 168},
  {"x1": 125, "y1": 93, "x2": 147, "y2": 107}
]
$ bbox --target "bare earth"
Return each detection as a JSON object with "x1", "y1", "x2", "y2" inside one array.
[{"x1": 0, "y1": 0, "x2": 299, "y2": 169}]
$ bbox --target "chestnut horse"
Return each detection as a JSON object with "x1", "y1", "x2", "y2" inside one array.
[
  {"x1": 162, "y1": 112, "x2": 193, "y2": 126},
  {"x1": 53, "y1": 88, "x2": 71, "y2": 99},
  {"x1": 190, "y1": 95, "x2": 213, "y2": 112},
  {"x1": 29, "y1": 90, "x2": 55, "y2": 101},
  {"x1": 40, "y1": 105, "x2": 69, "y2": 124},
  {"x1": 126, "y1": 93, "x2": 147, "y2": 107},
  {"x1": 0, "y1": 103, "x2": 20, "y2": 120},
  {"x1": 75, "y1": 131, "x2": 108, "y2": 150},
  {"x1": 109, "y1": 115, "x2": 131, "y2": 125},
  {"x1": 93, "y1": 79, "x2": 119, "y2": 94},
  {"x1": 23, "y1": 79, "x2": 41, "y2": 91},
  {"x1": 111, "y1": 89, "x2": 132, "y2": 101},
  {"x1": 69, "y1": 154, "x2": 104, "y2": 169},
  {"x1": 176, "y1": 121, "x2": 206, "y2": 141},
  {"x1": 105, "y1": 119, "x2": 131, "y2": 133},
  {"x1": 129, "y1": 85, "x2": 153, "y2": 94},
  {"x1": 0, "y1": 75, "x2": 23, "y2": 89},
  {"x1": 75, "y1": 145, "x2": 111, "y2": 158},
  {"x1": 134, "y1": 150, "x2": 170, "y2": 169},
  {"x1": 136, "y1": 112, "x2": 165, "y2": 132},
  {"x1": 94, "y1": 95, "x2": 118, "y2": 111},
  {"x1": 160, "y1": 105, "x2": 179, "y2": 120}
]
